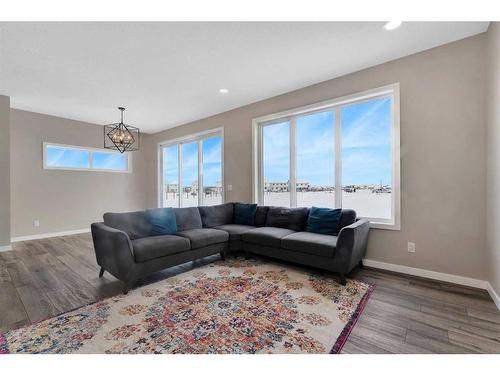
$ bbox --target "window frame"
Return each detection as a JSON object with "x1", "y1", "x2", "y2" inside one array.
[
  {"x1": 252, "y1": 83, "x2": 400, "y2": 230},
  {"x1": 157, "y1": 127, "x2": 225, "y2": 208},
  {"x1": 42, "y1": 142, "x2": 132, "y2": 173}
]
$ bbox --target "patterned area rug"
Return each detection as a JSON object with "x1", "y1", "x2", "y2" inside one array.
[{"x1": 0, "y1": 258, "x2": 373, "y2": 354}]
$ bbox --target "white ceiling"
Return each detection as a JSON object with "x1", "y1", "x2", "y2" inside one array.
[{"x1": 0, "y1": 22, "x2": 489, "y2": 133}]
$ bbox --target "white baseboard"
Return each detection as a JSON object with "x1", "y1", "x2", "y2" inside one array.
[
  {"x1": 486, "y1": 282, "x2": 500, "y2": 310},
  {"x1": 11, "y1": 228, "x2": 91, "y2": 243},
  {"x1": 363, "y1": 258, "x2": 500, "y2": 311},
  {"x1": 0, "y1": 244, "x2": 12, "y2": 252},
  {"x1": 363, "y1": 259, "x2": 500, "y2": 310},
  {"x1": 362, "y1": 258, "x2": 489, "y2": 290}
]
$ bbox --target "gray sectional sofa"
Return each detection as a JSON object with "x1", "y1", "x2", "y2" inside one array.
[{"x1": 91, "y1": 203, "x2": 370, "y2": 292}]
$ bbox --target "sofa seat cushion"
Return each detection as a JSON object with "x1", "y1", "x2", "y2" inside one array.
[
  {"x1": 281, "y1": 231, "x2": 337, "y2": 258},
  {"x1": 242, "y1": 227, "x2": 296, "y2": 248},
  {"x1": 214, "y1": 224, "x2": 257, "y2": 241},
  {"x1": 132, "y1": 235, "x2": 191, "y2": 263},
  {"x1": 177, "y1": 228, "x2": 229, "y2": 249}
]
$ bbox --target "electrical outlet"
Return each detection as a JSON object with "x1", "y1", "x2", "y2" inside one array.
[
  {"x1": 407, "y1": 242, "x2": 416, "y2": 253},
  {"x1": 33, "y1": 219, "x2": 40, "y2": 228},
  {"x1": 227, "y1": 184, "x2": 233, "y2": 191}
]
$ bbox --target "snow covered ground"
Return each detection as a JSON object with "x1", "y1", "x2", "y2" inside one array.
[
  {"x1": 163, "y1": 189, "x2": 391, "y2": 219},
  {"x1": 264, "y1": 190, "x2": 391, "y2": 218},
  {"x1": 164, "y1": 193, "x2": 222, "y2": 208}
]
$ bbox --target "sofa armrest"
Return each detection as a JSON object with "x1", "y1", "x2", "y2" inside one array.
[
  {"x1": 91, "y1": 222, "x2": 136, "y2": 281},
  {"x1": 336, "y1": 219, "x2": 370, "y2": 272}
]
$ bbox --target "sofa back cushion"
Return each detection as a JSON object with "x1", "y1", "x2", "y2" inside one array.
[
  {"x1": 265, "y1": 206, "x2": 310, "y2": 231},
  {"x1": 339, "y1": 209, "x2": 357, "y2": 230},
  {"x1": 306, "y1": 207, "x2": 342, "y2": 236},
  {"x1": 103, "y1": 211, "x2": 152, "y2": 240},
  {"x1": 145, "y1": 207, "x2": 177, "y2": 236},
  {"x1": 234, "y1": 203, "x2": 258, "y2": 225},
  {"x1": 174, "y1": 207, "x2": 203, "y2": 231},
  {"x1": 198, "y1": 203, "x2": 234, "y2": 228},
  {"x1": 254, "y1": 206, "x2": 269, "y2": 227}
]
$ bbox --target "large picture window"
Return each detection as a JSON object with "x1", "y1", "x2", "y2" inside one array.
[
  {"x1": 43, "y1": 143, "x2": 131, "y2": 173},
  {"x1": 159, "y1": 129, "x2": 223, "y2": 208},
  {"x1": 253, "y1": 84, "x2": 400, "y2": 229}
]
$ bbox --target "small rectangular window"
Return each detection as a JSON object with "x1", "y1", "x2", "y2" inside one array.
[
  {"x1": 43, "y1": 143, "x2": 131, "y2": 173},
  {"x1": 92, "y1": 152, "x2": 128, "y2": 171},
  {"x1": 46, "y1": 145, "x2": 90, "y2": 169}
]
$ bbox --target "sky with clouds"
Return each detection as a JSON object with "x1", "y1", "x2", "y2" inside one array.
[
  {"x1": 341, "y1": 97, "x2": 392, "y2": 185},
  {"x1": 263, "y1": 97, "x2": 392, "y2": 186},
  {"x1": 163, "y1": 136, "x2": 222, "y2": 187}
]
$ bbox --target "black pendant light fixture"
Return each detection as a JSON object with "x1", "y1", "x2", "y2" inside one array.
[{"x1": 104, "y1": 107, "x2": 140, "y2": 153}]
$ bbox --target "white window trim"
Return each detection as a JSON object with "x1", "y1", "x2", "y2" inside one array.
[
  {"x1": 252, "y1": 83, "x2": 401, "y2": 231},
  {"x1": 157, "y1": 127, "x2": 225, "y2": 208},
  {"x1": 42, "y1": 142, "x2": 132, "y2": 173}
]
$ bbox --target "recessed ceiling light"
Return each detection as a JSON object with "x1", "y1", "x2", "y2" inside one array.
[
  {"x1": 384, "y1": 21, "x2": 402, "y2": 30},
  {"x1": 219, "y1": 88, "x2": 229, "y2": 94}
]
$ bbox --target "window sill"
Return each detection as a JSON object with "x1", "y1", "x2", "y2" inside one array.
[
  {"x1": 43, "y1": 166, "x2": 132, "y2": 174},
  {"x1": 368, "y1": 221, "x2": 400, "y2": 231}
]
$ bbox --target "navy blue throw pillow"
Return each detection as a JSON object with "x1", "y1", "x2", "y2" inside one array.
[
  {"x1": 145, "y1": 208, "x2": 177, "y2": 236},
  {"x1": 234, "y1": 203, "x2": 258, "y2": 226},
  {"x1": 306, "y1": 207, "x2": 342, "y2": 236}
]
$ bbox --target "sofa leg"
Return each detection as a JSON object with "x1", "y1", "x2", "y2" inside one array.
[
  {"x1": 245, "y1": 251, "x2": 251, "y2": 260},
  {"x1": 123, "y1": 280, "x2": 135, "y2": 295},
  {"x1": 99, "y1": 267, "x2": 105, "y2": 278},
  {"x1": 220, "y1": 251, "x2": 226, "y2": 261},
  {"x1": 339, "y1": 274, "x2": 347, "y2": 286},
  {"x1": 358, "y1": 260, "x2": 364, "y2": 268}
]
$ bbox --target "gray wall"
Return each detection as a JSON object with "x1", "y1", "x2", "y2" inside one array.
[
  {"x1": 486, "y1": 23, "x2": 500, "y2": 294},
  {"x1": 145, "y1": 34, "x2": 488, "y2": 280},
  {"x1": 0, "y1": 96, "x2": 10, "y2": 247},
  {"x1": 10, "y1": 109, "x2": 151, "y2": 238}
]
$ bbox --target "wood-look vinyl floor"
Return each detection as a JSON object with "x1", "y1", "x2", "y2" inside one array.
[{"x1": 1, "y1": 233, "x2": 499, "y2": 354}]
